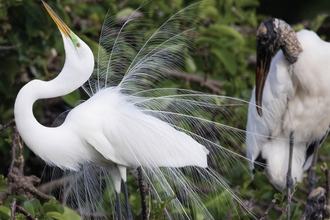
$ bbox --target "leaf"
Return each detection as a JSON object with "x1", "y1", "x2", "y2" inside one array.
[
  {"x1": 30, "y1": 199, "x2": 41, "y2": 215},
  {"x1": 185, "y1": 55, "x2": 196, "y2": 73},
  {"x1": 195, "y1": 36, "x2": 224, "y2": 48},
  {"x1": 274, "y1": 193, "x2": 286, "y2": 208},
  {"x1": 0, "y1": 206, "x2": 11, "y2": 219},
  {"x1": 311, "y1": 14, "x2": 329, "y2": 32},
  {"x1": 61, "y1": 90, "x2": 81, "y2": 107},
  {"x1": 0, "y1": 175, "x2": 8, "y2": 192},
  {"x1": 43, "y1": 203, "x2": 59, "y2": 213},
  {"x1": 210, "y1": 48, "x2": 237, "y2": 75},
  {"x1": 44, "y1": 207, "x2": 81, "y2": 220},
  {"x1": 116, "y1": 8, "x2": 136, "y2": 20},
  {"x1": 235, "y1": 0, "x2": 259, "y2": 8},
  {"x1": 4, "y1": 195, "x2": 28, "y2": 205},
  {"x1": 205, "y1": 24, "x2": 245, "y2": 46},
  {"x1": 62, "y1": 206, "x2": 81, "y2": 220},
  {"x1": 45, "y1": 211, "x2": 65, "y2": 219},
  {"x1": 24, "y1": 201, "x2": 35, "y2": 217}
]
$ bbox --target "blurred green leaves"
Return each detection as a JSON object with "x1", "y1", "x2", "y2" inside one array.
[
  {"x1": 0, "y1": 198, "x2": 81, "y2": 220},
  {"x1": 1, "y1": 0, "x2": 329, "y2": 219}
]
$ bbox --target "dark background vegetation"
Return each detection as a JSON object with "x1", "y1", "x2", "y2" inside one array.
[{"x1": 1, "y1": 0, "x2": 330, "y2": 219}]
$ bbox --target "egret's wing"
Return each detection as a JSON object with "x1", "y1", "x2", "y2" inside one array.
[
  {"x1": 77, "y1": 3, "x2": 256, "y2": 219},
  {"x1": 246, "y1": 50, "x2": 294, "y2": 175},
  {"x1": 70, "y1": 89, "x2": 254, "y2": 219}
]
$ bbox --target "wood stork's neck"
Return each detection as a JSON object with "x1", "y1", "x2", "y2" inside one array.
[{"x1": 275, "y1": 19, "x2": 303, "y2": 64}]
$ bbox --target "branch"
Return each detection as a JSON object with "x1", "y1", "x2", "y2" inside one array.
[
  {"x1": 10, "y1": 198, "x2": 16, "y2": 220},
  {"x1": 16, "y1": 205, "x2": 37, "y2": 220},
  {"x1": 0, "y1": 127, "x2": 55, "y2": 205},
  {"x1": 0, "y1": 120, "x2": 15, "y2": 132},
  {"x1": 0, "y1": 45, "x2": 21, "y2": 51},
  {"x1": 278, "y1": 179, "x2": 299, "y2": 220},
  {"x1": 165, "y1": 70, "x2": 224, "y2": 95},
  {"x1": 260, "y1": 199, "x2": 277, "y2": 220},
  {"x1": 37, "y1": 175, "x2": 72, "y2": 194},
  {"x1": 265, "y1": 174, "x2": 306, "y2": 205}
]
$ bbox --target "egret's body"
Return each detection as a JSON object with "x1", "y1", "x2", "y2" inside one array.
[
  {"x1": 14, "y1": 2, "x2": 252, "y2": 219},
  {"x1": 15, "y1": 2, "x2": 209, "y2": 215},
  {"x1": 247, "y1": 21, "x2": 330, "y2": 189}
]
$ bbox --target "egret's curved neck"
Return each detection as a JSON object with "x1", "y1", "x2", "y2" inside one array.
[
  {"x1": 14, "y1": 77, "x2": 79, "y2": 151},
  {"x1": 14, "y1": 76, "x2": 90, "y2": 170},
  {"x1": 14, "y1": 42, "x2": 94, "y2": 169}
]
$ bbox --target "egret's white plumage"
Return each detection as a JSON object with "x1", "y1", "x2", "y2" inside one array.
[
  {"x1": 15, "y1": 2, "x2": 253, "y2": 219},
  {"x1": 247, "y1": 21, "x2": 330, "y2": 188}
]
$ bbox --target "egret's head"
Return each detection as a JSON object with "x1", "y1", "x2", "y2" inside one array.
[
  {"x1": 42, "y1": 1, "x2": 94, "y2": 80},
  {"x1": 255, "y1": 18, "x2": 301, "y2": 116}
]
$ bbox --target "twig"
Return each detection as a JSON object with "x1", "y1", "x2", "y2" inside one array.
[
  {"x1": 7, "y1": 168, "x2": 54, "y2": 200},
  {"x1": 37, "y1": 173, "x2": 74, "y2": 194},
  {"x1": 278, "y1": 179, "x2": 299, "y2": 220},
  {"x1": 0, "y1": 185, "x2": 16, "y2": 204},
  {"x1": 117, "y1": 0, "x2": 130, "y2": 9},
  {"x1": 0, "y1": 120, "x2": 15, "y2": 132},
  {"x1": 9, "y1": 139, "x2": 16, "y2": 174},
  {"x1": 165, "y1": 70, "x2": 224, "y2": 95},
  {"x1": 260, "y1": 199, "x2": 277, "y2": 220},
  {"x1": 16, "y1": 205, "x2": 37, "y2": 220},
  {"x1": 266, "y1": 174, "x2": 306, "y2": 205},
  {"x1": 10, "y1": 198, "x2": 16, "y2": 220},
  {"x1": 0, "y1": 127, "x2": 55, "y2": 204},
  {"x1": 0, "y1": 45, "x2": 21, "y2": 50},
  {"x1": 13, "y1": 126, "x2": 25, "y2": 173}
]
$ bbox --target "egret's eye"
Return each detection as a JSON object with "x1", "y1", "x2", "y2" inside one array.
[{"x1": 69, "y1": 32, "x2": 80, "y2": 49}]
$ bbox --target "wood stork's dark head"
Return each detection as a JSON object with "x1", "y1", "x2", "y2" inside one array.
[
  {"x1": 255, "y1": 18, "x2": 302, "y2": 116},
  {"x1": 301, "y1": 187, "x2": 326, "y2": 220}
]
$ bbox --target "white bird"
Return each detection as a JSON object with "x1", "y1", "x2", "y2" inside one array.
[
  {"x1": 14, "y1": 1, "x2": 252, "y2": 219},
  {"x1": 246, "y1": 18, "x2": 330, "y2": 204}
]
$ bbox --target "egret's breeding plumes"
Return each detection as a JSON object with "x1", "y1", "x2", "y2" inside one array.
[
  {"x1": 15, "y1": 1, "x2": 254, "y2": 219},
  {"x1": 247, "y1": 18, "x2": 330, "y2": 214}
]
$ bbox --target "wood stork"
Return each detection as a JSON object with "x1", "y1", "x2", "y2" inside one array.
[
  {"x1": 301, "y1": 187, "x2": 326, "y2": 220},
  {"x1": 246, "y1": 18, "x2": 330, "y2": 213}
]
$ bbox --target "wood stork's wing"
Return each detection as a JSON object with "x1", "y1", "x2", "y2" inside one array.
[{"x1": 246, "y1": 50, "x2": 294, "y2": 175}]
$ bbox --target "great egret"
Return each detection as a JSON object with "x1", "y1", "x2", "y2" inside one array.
[
  {"x1": 14, "y1": 1, "x2": 252, "y2": 219},
  {"x1": 246, "y1": 18, "x2": 330, "y2": 217}
]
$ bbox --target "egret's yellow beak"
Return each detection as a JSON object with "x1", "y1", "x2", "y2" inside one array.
[{"x1": 42, "y1": 1, "x2": 70, "y2": 37}]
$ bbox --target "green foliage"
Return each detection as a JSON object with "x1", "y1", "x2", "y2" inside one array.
[
  {"x1": 0, "y1": 198, "x2": 81, "y2": 220},
  {"x1": 1, "y1": 0, "x2": 330, "y2": 219},
  {"x1": 274, "y1": 193, "x2": 286, "y2": 208},
  {"x1": 0, "y1": 205, "x2": 11, "y2": 219},
  {"x1": 192, "y1": 0, "x2": 258, "y2": 98},
  {"x1": 0, "y1": 175, "x2": 8, "y2": 191}
]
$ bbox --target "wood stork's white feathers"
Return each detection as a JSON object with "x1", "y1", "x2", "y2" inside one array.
[{"x1": 247, "y1": 26, "x2": 330, "y2": 188}]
